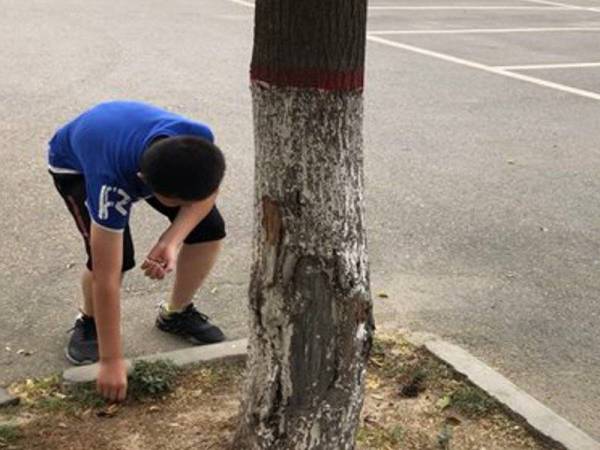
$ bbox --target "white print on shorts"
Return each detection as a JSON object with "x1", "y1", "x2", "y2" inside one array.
[{"x1": 98, "y1": 185, "x2": 131, "y2": 220}]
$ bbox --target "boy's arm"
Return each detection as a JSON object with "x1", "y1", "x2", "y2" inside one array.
[
  {"x1": 141, "y1": 192, "x2": 218, "y2": 280},
  {"x1": 90, "y1": 223, "x2": 128, "y2": 402}
]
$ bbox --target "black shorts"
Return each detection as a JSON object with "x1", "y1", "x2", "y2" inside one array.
[{"x1": 51, "y1": 172, "x2": 226, "y2": 272}]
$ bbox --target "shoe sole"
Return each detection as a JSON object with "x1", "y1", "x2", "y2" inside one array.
[
  {"x1": 64, "y1": 347, "x2": 98, "y2": 366},
  {"x1": 155, "y1": 320, "x2": 226, "y2": 345}
]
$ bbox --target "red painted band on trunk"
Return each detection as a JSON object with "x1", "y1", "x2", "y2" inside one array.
[{"x1": 251, "y1": 67, "x2": 364, "y2": 91}]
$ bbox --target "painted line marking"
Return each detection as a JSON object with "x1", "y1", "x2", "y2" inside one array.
[
  {"x1": 223, "y1": 1, "x2": 569, "y2": 11},
  {"x1": 496, "y1": 61, "x2": 600, "y2": 70},
  {"x1": 369, "y1": 5, "x2": 567, "y2": 9},
  {"x1": 368, "y1": 27, "x2": 600, "y2": 35},
  {"x1": 367, "y1": 35, "x2": 600, "y2": 101},
  {"x1": 225, "y1": 0, "x2": 600, "y2": 101},
  {"x1": 521, "y1": 0, "x2": 600, "y2": 12},
  {"x1": 227, "y1": 0, "x2": 255, "y2": 8}
]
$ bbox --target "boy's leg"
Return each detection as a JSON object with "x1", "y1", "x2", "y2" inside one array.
[
  {"x1": 50, "y1": 172, "x2": 135, "y2": 364},
  {"x1": 155, "y1": 240, "x2": 226, "y2": 343},
  {"x1": 81, "y1": 269, "x2": 125, "y2": 317},
  {"x1": 82, "y1": 269, "x2": 94, "y2": 317},
  {"x1": 168, "y1": 240, "x2": 222, "y2": 310},
  {"x1": 146, "y1": 197, "x2": 226, "y2": 344}
]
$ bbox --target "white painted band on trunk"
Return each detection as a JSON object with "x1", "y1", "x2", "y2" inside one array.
[{"x1": 238, "y1": 83, "x2": 372, "y2": 450}]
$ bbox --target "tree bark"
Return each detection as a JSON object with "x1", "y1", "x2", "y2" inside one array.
[{"x1": 235, "y1": 1, "x2": 373, "y2": 449}]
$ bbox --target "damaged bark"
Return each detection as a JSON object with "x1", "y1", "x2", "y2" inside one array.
[{"x1": 235, "y1": 1, "x2": 373, "y2": 449}]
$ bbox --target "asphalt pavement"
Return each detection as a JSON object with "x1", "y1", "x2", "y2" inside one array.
[{"x1": 0, "y1": 0, "x2": 599, "y2": 441}]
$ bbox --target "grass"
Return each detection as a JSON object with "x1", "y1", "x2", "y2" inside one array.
[
  {"x1": 9, "y1": 374, "x2": 104, "y2": 414},
  {"x1": 0, "y1": 423, "x2": 21, "y2": 446},
  {"x1": 9, "y1": 359, "x2": 182, "y2": 415},
  {"x1": 7, "y1": 359, "x2": 241, "y2": 418},
  {"x1": 450, "y1": 385, "x2": 497, "y2": 416},
  {"x1": 357, "y1": 424, "x2": 405, "y2": 449}
]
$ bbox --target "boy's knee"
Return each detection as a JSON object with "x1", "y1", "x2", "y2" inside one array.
[{"x1": 183, "y1": 207, "x2": 226, "y2": 244}]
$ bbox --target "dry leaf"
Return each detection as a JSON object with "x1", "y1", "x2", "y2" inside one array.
[
  {"x1": 436, "y1": 395, "x2": 451, "y2": 410},
  {"x1": 97, "y1": 403, "x2": 121, "y2": 418},
  {"x1": 149, "y1": 405, "x2": 161, "y2": 412},
  {"x1": 363, "y1": 415, "x2": 378, "y2": 426},
  {"x1": 366, "y1": 378, "x2": 381, "y2": 390},
  {"x1": 192, "y1": 389, "x2": 204, "y2": 398},
  {"x1": 370, "y1": 357, "x2": 384, "y2": 368},
  {"x1": 445, "y1": 415, "x2": 462, "y2": 426}
]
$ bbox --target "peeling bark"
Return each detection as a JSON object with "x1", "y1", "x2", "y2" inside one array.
[
  {"x1": 235, "y1": 86, "x2": 374, "y2": 450},
  {"x1": 235, "y1": 1, "x2": 373, "y2": 448}
]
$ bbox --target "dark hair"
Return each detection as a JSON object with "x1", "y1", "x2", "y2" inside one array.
[{"x1": 140, "y1": 135, "x2": 225, "y2": 201}]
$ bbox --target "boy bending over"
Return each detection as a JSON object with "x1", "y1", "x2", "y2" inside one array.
[{"x1": 48, "y1": 100, "x2": 226, "y2": 402}]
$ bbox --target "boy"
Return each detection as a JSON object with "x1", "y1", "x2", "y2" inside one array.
[{"x1": 48, "y1": 100, "x2": 227, "y2": 402}]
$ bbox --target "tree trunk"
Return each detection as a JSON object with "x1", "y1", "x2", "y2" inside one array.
[{"x1": 235, "y1": 1, "x2": 374, "y2": 449}]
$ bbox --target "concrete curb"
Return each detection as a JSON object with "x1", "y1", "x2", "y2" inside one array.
[
  {"x1": 406, "y1": 331, "x2": 600, "y2": 450},
  {"x1": 0, "y1": 387, "x2": 19, "y2": 408},
  {"x1": 63, "y1": 339, "x2": 248, "y2": 384}
]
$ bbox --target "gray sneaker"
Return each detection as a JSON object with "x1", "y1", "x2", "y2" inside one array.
[{"x1": 65, "y1": 314, "x2": 99, "y2": 365}]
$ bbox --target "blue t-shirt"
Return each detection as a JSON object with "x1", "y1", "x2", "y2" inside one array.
[{"x1": 48, "y1": 101, "x2": 214, "y2": 231}]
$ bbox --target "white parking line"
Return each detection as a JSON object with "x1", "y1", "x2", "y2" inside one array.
[
  {"x1": 223, "y1": 1, "x2": 568, "y2": 12},
  {"x1": 227, "y1": 0, "x2": 255, "y2": 8},
  {"x1": 369, "y1": 5, "x2": 567, "y2": 9},
  {"x1": 521, "y1": 0, "x2": 600, "y2": 12},
  {"x1": 368, "y1": 27, "x2": 600, "y2": 35},
  {"x1": 225, "y1": 0, "x2": 600, "y2": 101},
  {"x1": 367, "y1": 35, "x2": 600, "y2": 101},
  {"x1": 496, "y1": 62, "x2": 600, "y2": 70}
]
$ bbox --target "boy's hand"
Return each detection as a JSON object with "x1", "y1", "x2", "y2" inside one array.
[
  {"x1": 97, "y1": 358, "x2": 128, "y2": 402},
  {"x1": 141, "y1": 241, "x2": 177, "y2": 280}
]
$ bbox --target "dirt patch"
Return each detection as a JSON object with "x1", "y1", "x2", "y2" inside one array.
[
  {"x1": 357, "y1": 335, "x2": 555, "y2": 449},
  {"x1": 0, "y1": 334, "x2": 556, "y2": 450}
]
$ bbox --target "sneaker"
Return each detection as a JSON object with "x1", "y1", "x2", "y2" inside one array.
[
  {"x1": 65, "y1": 313, "x2": 99, "y2": 365},
  {"x1": 156, "y1": 303, "x2": 225, "y2": 344}
]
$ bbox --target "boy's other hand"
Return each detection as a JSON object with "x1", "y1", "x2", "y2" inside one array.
[
  {"x1": 141, "y1": 241, "x2": 177, "y2": 280},
  {"x1": 97, "y1": 358, "x2": 128, "y2": 402}
]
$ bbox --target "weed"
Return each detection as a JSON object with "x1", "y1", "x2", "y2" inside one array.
[
  {"x1": 437, "y1": 423, "x2": 453, "y2": 449},
  {"x1": 390, "y1": 425, "x2": 404, "y2": 442},
  {"x1": 129, "y1": 359, "x2": 180, "y2": 399},
  {"x1": 11, "y1": 375, "x2": 61, "y2": 404},
  {"x1": 370, "y1": 337, "x2": 387, "y2": 358},
  {"x1": 450, "y1": 385, "x2": 496, "y2": 416},
  {"x1": 66, "y1": 383, "x2": 105, "y2": 409},
  {"x1": 356, "y1": 423, "x2": 404, "y2": 449},
  {"x1": 0, "y1": 423, "x2": 21, "y2": 445}
]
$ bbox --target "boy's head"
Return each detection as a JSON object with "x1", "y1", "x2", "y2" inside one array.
[{"x1": 140, "y1": 135, "x2": 225, "y2": 205}]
